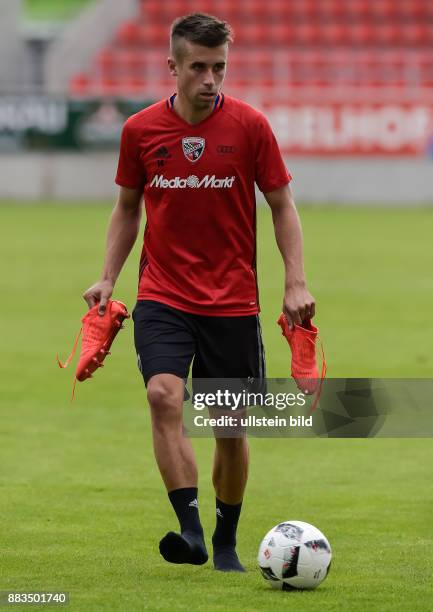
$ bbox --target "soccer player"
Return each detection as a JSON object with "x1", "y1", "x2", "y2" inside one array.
[{"x1": 83, "y1": 13, "x2": 315, "y2": 572}]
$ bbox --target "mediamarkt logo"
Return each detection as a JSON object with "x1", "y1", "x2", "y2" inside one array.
[{"x1": 150, "y1": 174, "x2": 236, "y2": 189}]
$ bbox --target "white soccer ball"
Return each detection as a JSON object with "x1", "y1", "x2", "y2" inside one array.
[{"x1": 257, "y1": 520, "x2": 332, "y2": 590}]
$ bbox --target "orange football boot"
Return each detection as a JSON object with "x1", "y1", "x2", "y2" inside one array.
[
  {"x1": 57, "y1": 300, "x2": 129, "y2": 398},
  {"x1": 277, "y1": 314, "x2": 326, "y2": 400}
]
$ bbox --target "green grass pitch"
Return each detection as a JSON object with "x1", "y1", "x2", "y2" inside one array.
[
  {"x1": 1, "y1": 203, "x2": 432, "y2": 611},
  {"x1": 24, "y1": 0, "x2": 92, "y2": 22}
]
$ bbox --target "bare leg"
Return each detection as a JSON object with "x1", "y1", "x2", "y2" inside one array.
[
  {"x1": 212, "y1": 437, "x2": 249, "y2": 504},
  {"x1": 147, "y1": 373, "x2": 207, "y2": 565},
  {"x1": 211, "y1": 436, "x2": 249, "y2": 572},
  {"x1": 147, "y1": 373, "x2": 197, "y2": 491}
]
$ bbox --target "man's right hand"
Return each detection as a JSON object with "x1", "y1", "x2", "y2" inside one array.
[{"x1": 83, "y1": 280, "x2": 114, "y2": 315}]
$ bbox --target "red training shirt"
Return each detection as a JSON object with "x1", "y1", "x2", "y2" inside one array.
[{"x1": 115, "y1": 93, "x2": 291, "y2": 316}]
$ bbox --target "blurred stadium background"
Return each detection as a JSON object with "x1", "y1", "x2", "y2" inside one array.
[
  {"x1": 1, "y1": 2, "x2": 433, "y2": 610},
  {"x1": 1, "y1": 0, "x2": 433, "y2": 202}
]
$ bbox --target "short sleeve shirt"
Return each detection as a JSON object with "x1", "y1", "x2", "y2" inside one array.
[{"x1": 116, "y1": 93, "x2": 291, "y2": 316}]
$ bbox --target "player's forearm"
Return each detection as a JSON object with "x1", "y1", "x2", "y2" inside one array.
[
  {"x1": 101, "y1": 201, "x2": 142, "y2": 285},
  {"x1": 271, "y1": 202, "x2": 306, "y2": 289}
]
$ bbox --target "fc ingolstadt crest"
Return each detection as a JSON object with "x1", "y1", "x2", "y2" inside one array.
[{"x1": 182, "y1": 137, "x2": 205, "y2": 162}]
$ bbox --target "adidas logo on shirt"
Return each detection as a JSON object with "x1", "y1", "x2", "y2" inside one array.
[{"x1": 188, "y1": 498, "x2": 198, "y2": 509}]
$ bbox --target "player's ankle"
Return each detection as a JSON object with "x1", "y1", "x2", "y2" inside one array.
[
  {"x1": 168, "y1": 487, "x2": 204, "y2": 534},
  {"x1": 213, "y1": 545, "x2": 246, "y2": 572},
  {"x1": 212, "y1": 535, "x2": 236, "y2": 549},
  {"x1": 183, "y1": 526, "x2": 205, "y2": 538}
]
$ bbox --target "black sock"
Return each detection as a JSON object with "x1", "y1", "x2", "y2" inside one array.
[
  {"x1": 212, "y1": 498, "x2": 242, "y2": 548},
  {"x1": 168, "y1": 487, "x2": 203, "y2": 535}
]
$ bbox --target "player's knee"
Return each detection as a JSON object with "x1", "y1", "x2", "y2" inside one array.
[
  {"x1": 147, "y1": 379, "x2": 182, "y2": 417},
  {"x1": 147, "y1": 385, "x2": 175, "y2": 409}
]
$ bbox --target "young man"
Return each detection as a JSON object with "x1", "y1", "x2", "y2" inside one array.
[{"x1": 83, "y1": 13, "x2": 315, "y2": 572}]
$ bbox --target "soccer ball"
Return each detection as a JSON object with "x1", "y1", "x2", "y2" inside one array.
[{"x1": 257, "y1": 520, "x2": 332, "y2": 590}]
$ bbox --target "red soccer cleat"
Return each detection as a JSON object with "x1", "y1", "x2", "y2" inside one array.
[
  {"x1": 277, "y1": 313, "x2": 326, "y2": 397},
  {"x1": 57, "y1": 300, "x2": 130, "y2": 398}
]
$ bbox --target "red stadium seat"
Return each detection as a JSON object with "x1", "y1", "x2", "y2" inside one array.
[
  {"x1": 319, "y1": 23, "x2": 347, "y2": 46},
  {"x1": 235, "y1": 23, "x2": 266, "y2": 46},
  {"x1": 416, "y1": 0, "x2": 429, "y2": 18},
  {"x1": 370, "y1": 0, "x2": 398, "y2": 20},
  {"x1": 190, "y1": 0, "x2": 213, "y2": 15},
  {"x1": 380, "y1": 51, "x2": 405, "y2": 86},
  {"x1": 293, "y1": 51, "x2": 327, "y2": 86},
  {"x1": 399, "y1": 0, "x2": 428, "y2": 19},
  {"x1": 268, "y1": 23, "x2": 292, "y2": 46},
  {"x1": 226, "y1": 53, "x2": 242, "y2": 79},
  {"x1": 426, "y1": 2, "x2": 433, "y2": 19},
  {"x1": 216, "y1": 0, "x2": 240, "y2": 15},
  {"x1": 140, "y1": 0, "x2": 164, "y2": 21},
  {"x1": 362, "y1": 53, "x2": 385, "y2": 87},
  {"x1": 274, "y1": 1, "x2": 293, "y2": 21},
  {"x1": 243, "y1": 0, "x2": 266, "y2": 20},
  {"x1": 168, "y1": 0, "x2": 191, "y2": 16},
  {"x1": 401, "y1": 23, "x2": 429, "y2": 46},
  {"x1": 256, "y1": 53, "x2": 274, "y2": 86},
  {"x1": 294, "y1": 0, "x2": 316, "y2": 19},
  {"x1": 95, "y1": 49, "x2": 116, "y2": 76},
  {"x1": 99, "y1": 77, "x2": 121, "y2": 97},
  {"x1": 292, "y1": 23, "x2": 320, "y2": 45},
  {"x1": 374, "y1": 24, "x2": 399, "y2": 45},
  {"x1": 215, "y1": 0, "x2": 238, "y2": 21},
  {"x1": 115, "y1": 21, "x2": 141, "y2": 46},
  {"x1": 70, "y1": 73, "x2": 90, "y2": 95},
  {"x1": 351, "y1": 23, "x2": 374, "y2": 46},
  {"x1": 418, "y1": 51, "x2": 433, "y2": 86},
  {"x1": 160, "y1": 74, "x2": 174, "y2": 89},
  {"x1": 140, "y1": 24, "x2": 167, "y2": 46},
  {"x1": 334, "y1": 51, "x2": 358, "y2": 86},
  {"x1": 344, "y1": 0, "x2": 370, "y2": 19},
  {"x1": 116, "y1": 50, "x2": 145, "y2": 77},
  {"x1": 128, "y1": 77, "x2": 147, "y2": 93},
  {"x1": 316, "y1": 0, "x2": 345, "y2": 20},
  {"x1": 228, "y1": 50, "x2": 268, "y2": 85}
]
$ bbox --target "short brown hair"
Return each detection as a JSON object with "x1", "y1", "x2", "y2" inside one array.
[{"x1": 170, "y1": 13, "x2": 234, "y2": 60}]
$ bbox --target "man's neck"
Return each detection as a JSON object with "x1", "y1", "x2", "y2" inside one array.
[{"x1": 173, "y1": 93, "x2": 214, "y2": 126}]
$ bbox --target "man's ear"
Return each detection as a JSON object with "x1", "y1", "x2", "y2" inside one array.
[{"x1": 167, "y1": 57, "x2": 178, "y2": 77}]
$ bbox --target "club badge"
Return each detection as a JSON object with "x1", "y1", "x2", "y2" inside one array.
[{"x1": 182, "y1": 137, "x2": 205, "y2": 163}]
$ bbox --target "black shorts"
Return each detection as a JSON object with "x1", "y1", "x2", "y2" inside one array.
[{"x1": 132, "y1": 300, "x2": 266, "y2": 385}]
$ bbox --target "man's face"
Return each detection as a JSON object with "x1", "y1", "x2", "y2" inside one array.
[{"x1": 168, "y1": 40, "x2": 228, "y2": 109}]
